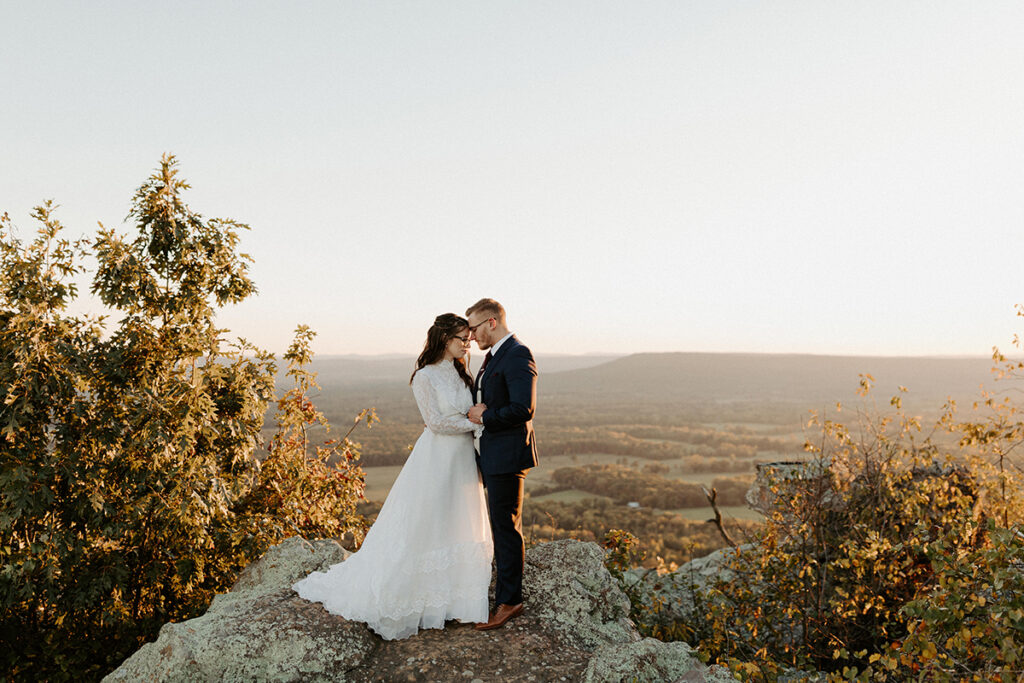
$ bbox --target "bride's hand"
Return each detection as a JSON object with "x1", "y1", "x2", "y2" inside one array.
[{"x1": 468, "y1": 403, "x2": 486, "y2": 424}]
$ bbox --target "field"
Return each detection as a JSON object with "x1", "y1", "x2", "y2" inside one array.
[
  {"x1": 364, "y1": 455, "x2": 765, "y2": 512},
  {"x1": 295, "y1": 351, "x2": 994, "y2": 565}
]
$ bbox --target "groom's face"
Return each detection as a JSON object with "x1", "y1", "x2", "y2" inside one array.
[{"x1": 467, "y1": 314, "x2": 495, "y2": 350}]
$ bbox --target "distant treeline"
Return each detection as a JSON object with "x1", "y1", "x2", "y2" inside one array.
[
  {"x1": 266, "y1": 420, "x2": 797, "y2": 468},
  {"x1": 539, "y1": 424, "x2": 794, "y2": 462},
  {"x1": 355, "y1": 478, "x2": 758, "y2": 567},
  {"x1": 278, "y1": 381, "x2": 809, "y2": 466},
  {"x1": 261, "y1": 422, "x2": 421, "y2": 467},
  {"x1": 538, "y1": 399, "x2": 810, "y2": 430},
  {"x1": 546, "y1": 465, "x2": 753, "y2": 508},
  {"x1": 522, "y1": 498, "x2": 762, "y2": 568},
  {"x1": 615, "y1": 423, "x2": 790, "y2": 450}
]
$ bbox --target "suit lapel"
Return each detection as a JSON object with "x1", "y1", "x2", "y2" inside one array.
[{"x1": 480, "y1": 335, "x2": 517, "y2": 390}]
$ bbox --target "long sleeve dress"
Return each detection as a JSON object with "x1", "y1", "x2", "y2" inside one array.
[{"x1": 292, "y1": 360, "x2": 493, "y2": 640}]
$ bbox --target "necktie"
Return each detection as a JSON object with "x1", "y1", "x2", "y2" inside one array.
[{"x1": 479, "y1": 351, "x2": 492, "y2": 374}]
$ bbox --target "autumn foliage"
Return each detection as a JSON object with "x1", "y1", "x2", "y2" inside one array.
[
  {"x1": 0, "y1": 157, "x2": 370, "y2": 681},
  {"x1": 619, "y1": 368, "x2": 1024, "y2": 681}
]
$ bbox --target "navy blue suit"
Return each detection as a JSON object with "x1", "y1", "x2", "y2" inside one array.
[{"x1": 474, "y1": 335, "x2": 538, "y2": 606}]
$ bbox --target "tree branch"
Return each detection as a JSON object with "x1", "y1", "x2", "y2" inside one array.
[{"x1": 702, "y1": 485, "x2": 738, "y2": 548}]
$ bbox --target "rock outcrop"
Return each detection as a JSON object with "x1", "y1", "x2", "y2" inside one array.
[
  {"x1": 745, "y1": 460, "x2": 835, "y2": 519},
  {"x1": 105, "y1": 537, "x2": 732, "y2": 682},
  {"x1": 623, "y1": 544, "x2": 748, "y2": 626}
]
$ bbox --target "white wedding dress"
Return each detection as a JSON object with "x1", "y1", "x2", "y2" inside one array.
[{"x1": 292, "y1": 360, "x2": 493, "y2": 640}]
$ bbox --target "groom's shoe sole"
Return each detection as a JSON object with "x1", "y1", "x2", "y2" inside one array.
[{"x1": 474, "y1": 603, "x2": 524, "y2": 631}]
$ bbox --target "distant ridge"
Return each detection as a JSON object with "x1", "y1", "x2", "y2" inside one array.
[
  {"x1": 543, "y1": 352, "x2": 997, "y2": 406},
  {"x1": 297, "y1": 351, "x2": 1000, "y2": 413},
  {"x1": 302, "y1": 354, "x2": 622, "y2": 389}
]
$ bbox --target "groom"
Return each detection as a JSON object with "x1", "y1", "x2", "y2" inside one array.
[{"x1": 465, "y1": 298, "x2": 539, "y2": 631}]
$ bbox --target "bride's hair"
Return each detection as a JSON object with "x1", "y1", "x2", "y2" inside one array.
[{"x1": 411, "y1": 313, "x2": 474, "y2": 389}]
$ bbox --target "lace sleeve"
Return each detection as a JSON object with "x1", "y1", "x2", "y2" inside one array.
[{"x1": 412, "y1": 369, "x2": 477, "y2": 435}]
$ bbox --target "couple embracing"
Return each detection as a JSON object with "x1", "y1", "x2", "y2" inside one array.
[{"x1": 292, "y1": 298, "x2": 539, "y2": 638}]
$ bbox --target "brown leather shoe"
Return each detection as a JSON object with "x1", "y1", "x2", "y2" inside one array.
[{"x1": 474, "y1": 603, "x2": 524, "y2": 631}]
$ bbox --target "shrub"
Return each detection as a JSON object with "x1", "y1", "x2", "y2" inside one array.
[
  {"x1": 609, "y1": 329, "x2": 1024, "y2": 681},
  {"x1": 687, "y1": 379, "x2": 995, "y2": 677},
  {"x1": 0, "y1": 156, "x2": 370, "y2": 681}
]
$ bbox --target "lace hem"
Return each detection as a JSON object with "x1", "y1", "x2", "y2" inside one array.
[{"x1": 292, "y1": 540, "x2": 493, "y2": 640}]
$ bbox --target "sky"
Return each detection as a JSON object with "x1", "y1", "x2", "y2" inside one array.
[{"x1": 2, "y1": 1, "x2": 1023, "y2": 357}]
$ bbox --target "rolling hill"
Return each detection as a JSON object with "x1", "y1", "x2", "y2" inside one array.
[{"x1": 540, "y1": 352, "x2": 997, "y2": 407}]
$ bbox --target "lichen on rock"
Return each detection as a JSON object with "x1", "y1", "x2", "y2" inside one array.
[
  {"x1": 104, "y1": 537, "x2": 376, "y2": 683},
  {"x1": 584, "y1": 638, "x2": 734, "y2": 683},
  {"x1": 521, "y1": 539, "x2": 638, "y2": 650},
  {"x1": 105, "y1": 536, "x2": 726, "y2": 682},
  {"x1": 625, "y1": 543, "x2": 750, "y2": 626}
]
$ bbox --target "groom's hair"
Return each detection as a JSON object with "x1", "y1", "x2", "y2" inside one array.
[{"x1": 466, "y1": 298, "x2": 506, "y2": 324}]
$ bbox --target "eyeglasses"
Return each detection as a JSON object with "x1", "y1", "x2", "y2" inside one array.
[
  {"x1": 467, "y1": 318, "x2": 494, "y2": 333},
  {"x1": 452, "y1": 335, "x2": 471, "y2": 345}
]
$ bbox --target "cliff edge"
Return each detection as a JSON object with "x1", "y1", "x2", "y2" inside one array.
[{"x1": 104, "y1": 537, "x2": 731, "y2": 682}]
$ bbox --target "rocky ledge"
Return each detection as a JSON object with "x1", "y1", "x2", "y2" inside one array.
[{"x1": 104, "y1": 537, "x2": 731, "y2": 682}]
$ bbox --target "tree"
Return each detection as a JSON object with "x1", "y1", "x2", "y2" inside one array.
[
  {"x1": 233, "y1": 324, "x2": 376, "y2": 547},
  {"x1": 1, "y1": 156, "x2": 370, "y2": 681}
]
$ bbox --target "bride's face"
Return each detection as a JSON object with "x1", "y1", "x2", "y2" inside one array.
[{"x1": 444, "y1": 328, "x2": 471, "y2": 361}]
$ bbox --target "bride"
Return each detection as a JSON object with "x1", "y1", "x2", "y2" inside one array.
[{"x1": 292, "y1": 313, "x2": 493, "y2": 640}]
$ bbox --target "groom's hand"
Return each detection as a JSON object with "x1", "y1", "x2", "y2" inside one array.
[{"x1": 468, "y1": 403, "x2": 486, "y2": 424}]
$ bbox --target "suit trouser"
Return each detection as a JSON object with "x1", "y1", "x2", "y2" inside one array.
[{"x1": 482, "y1": 470, "x2": 526, "y2": 606}]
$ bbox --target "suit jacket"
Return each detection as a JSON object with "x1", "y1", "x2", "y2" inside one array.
[{"x1": 475, "y1": 335, "x2": 539, "y2": 476}]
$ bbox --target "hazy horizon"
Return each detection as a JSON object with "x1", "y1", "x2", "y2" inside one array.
[
  {"x1": 314, "y1": 349, "x2": 995, "y2": 360},
  {"x1": 4, "y1": 2, "x2": 1023, "y2": 358}
]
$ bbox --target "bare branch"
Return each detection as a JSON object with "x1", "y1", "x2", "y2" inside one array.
[{"x1": 702, "y1": 485, "x2": 738, "y2": 548}]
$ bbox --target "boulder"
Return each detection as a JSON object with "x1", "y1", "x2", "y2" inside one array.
[
  {"x1": 519, "y1": 539, "x2": 637, "y2": 650},
  {"x1": 624, "y1": 544, "x2": 749, "y2": 625},
  {"x1": 745, "y1": 460, "x2": 833, "y2": 518},
  {"x1": 584, "y1": 639, "x2": 735, "y2": 683},
  {"x1": 105, "y1": 537, "x2": 729, "y2": 682},
  {"x1": 104, "y1": 537, "x2": 376, "y2": 682}
]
